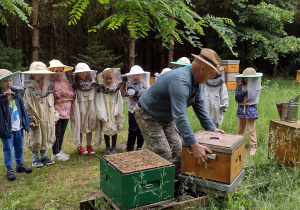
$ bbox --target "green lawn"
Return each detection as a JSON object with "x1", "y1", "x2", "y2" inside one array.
[{"x1": 1, "y1": 77, "x2": 300, "y2": 209}]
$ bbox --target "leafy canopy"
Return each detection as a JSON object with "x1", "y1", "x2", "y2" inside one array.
[
  {"x1": 231, "y1": 0, "x2": 300, "y2": 65},
  {"x1": 0, "y1": 0, "x2": 32, "y2": 27},
  {"x1": 54, "y1": 0, "x2": 237, "y2": 54}
]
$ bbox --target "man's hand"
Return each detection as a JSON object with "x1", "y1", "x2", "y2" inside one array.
[
  {"x1": 212, "y1": 128, "x2": 225, "y2": 134},
  {"x1": 190, "y1": 142, "x2": 212, "y2": 163}
]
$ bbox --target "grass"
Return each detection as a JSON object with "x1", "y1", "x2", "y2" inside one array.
[{"x1": 0, "y1": 77, "x2": 300, "y2": 209}]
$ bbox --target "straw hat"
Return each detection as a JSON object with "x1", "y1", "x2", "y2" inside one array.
[
  {"x1": 124, "y1": 65, "x2": 147, "y2": 76},
  {"x1": 48, "y1": 59, "x2": 73, "y2": 71},
  {"x1": 191, "y1": 48, "x2": 221, "y2": 73},
  {"x1": 22, "y1": 61, "x2": 55, "y2": 74},
  {"x1": 73, "y1": 63, "x2": 97, "y2": 73},
  {"x1": 234, "y1": 67, "x2": 263, "y2": 78},
  {"x1": 0, "y1": 69, "x2": 21, "y2": 81},
  {"x1": 97, "y1": 68, "x2": 120, "y2": 81}
]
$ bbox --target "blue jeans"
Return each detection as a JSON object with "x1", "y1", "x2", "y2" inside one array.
[{"x1": 1, "y1": 130, "x2": 24, "y2": 170}]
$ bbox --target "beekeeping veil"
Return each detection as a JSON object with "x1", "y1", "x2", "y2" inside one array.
[
  {"x1": 234, "y1": 68, "x2": 263, "y2": 104},
  {"x1": 0, "y1": 69, "x2": 24, "y2": 101},
  {"x1": 73, "y1": 63, "x2": 97, "y2": 91},
  {"x1": 22, "y1": 62, "x2": 55, "y2": 98},
  {"x1": 97, "y1": 68, "x2": 123, "y2": 93},
  {"x1": 122, "y1": 65, "x2": 150, "y2": 88},
  {"x1": 48, "y1": 59, "x2": 74, "y2": 84}
]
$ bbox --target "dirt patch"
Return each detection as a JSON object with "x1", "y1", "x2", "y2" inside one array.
[{"x1": 104, "y1": 149, "x2": 172, "y2": 174}]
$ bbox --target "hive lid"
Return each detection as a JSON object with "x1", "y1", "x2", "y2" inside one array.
[
  {"x1": 220, "y1": 60, "x2": 240, "y2": 64},
  {"x1": 194, "y1": 130, "x2": 245, "y2": 154},
  {"x1": 103, "y1": 149, "x2": 173, "y2": 174}
]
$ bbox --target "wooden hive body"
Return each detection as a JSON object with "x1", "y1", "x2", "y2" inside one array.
[
  {"x1": 100, "y1": 150, "x2": 174, "y2": 210},
  {"x1": 269, "y1": 119, "x2": 300, "y2": 168},
  {"x1": 181, "y1": 130, "x2": 245, "y2": 184},
  {"x1": 219, "y1": 60, "x2": 240, "y2": 91}
]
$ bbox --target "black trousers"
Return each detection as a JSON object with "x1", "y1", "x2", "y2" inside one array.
[
  {"x1": 52, "y1": 118, "x2": 69, "y2": 154},
  {"x1": 126, "y1": 111, "x2": 144, "y2": 151}
]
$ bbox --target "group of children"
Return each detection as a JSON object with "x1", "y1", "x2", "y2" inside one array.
[
  {"x1": 0, "y1": 57, "x2": 262, "y2": 182},
  {"x1": 0, "y1": 61, "x2": 149, "y2": 181}
]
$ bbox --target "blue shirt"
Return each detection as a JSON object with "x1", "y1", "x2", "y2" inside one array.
[{"x1": 139, "y1": 65, "x2": 216, "y2": 146}]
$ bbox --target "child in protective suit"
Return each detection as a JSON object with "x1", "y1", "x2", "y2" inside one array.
[
  {"x1": 23, "y1": 61, "x2": 59, "y2": 167},
  {"x1": 235, "y1": 67, "x2": 263, "y2": 156}
]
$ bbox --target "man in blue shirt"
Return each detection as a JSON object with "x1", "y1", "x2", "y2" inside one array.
[{"x1": 135, "y1": 48, "x2": 224, "y2": 176}]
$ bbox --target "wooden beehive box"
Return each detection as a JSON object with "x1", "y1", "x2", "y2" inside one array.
[
  {"x1": 269, "y1": 119, "x2": 300, "y2": 168},
  {"x1": 220, "y1": 60, "x2": 240, "y2": 91},
  {"x1": 182, "y1": 131, "x2": 245, "y2": 184},
  {"x1": 100, "y1": 150, "x2": 174, "y2": 210}
]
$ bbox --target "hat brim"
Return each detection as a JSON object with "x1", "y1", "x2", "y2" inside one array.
[
  {"x1": 22, "y1": 70, "x2": 55, "y2": 74},
  {"x1": 48, "y1": 66, "x2": 73, "y2": 72},
  {"x1": 170, "y1": 62, "x2": 191, "y2": 66},
  {"x1": 0, "y1": 71, "x2": 21, "y2": 81},
  {"x1": 73, "y1": 69, "x2": 96, "y2": 73},
  {"x1": 234, "y1": 73, "x2": 263, "y2": 78},
  {"x1": 191, "y1": 54, "x2": 220, "y2": 74},
  {"x1": 123, "y1": 71, "x2": 149, "y2": 77}
]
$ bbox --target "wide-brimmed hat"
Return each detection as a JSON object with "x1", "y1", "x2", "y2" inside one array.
[
  {"x1": 191, "y1": 48, "x2": 221, "y2": 73},
  {"x1": 234, "y1": 67, "x2": 263, "y2": 78},
  {"x1": 170, "y1": 57, "x2": 191, "y2": 66},
  {"x1": 73, "y1": 63, "x2": 97, "y2": 73},
  {"x1": 97, "y1": 68, "x2": 120, "y2": 81},
  {"x1": 0, "y1": 69, "x2": 21, "y2": 81},
  {"x1": 123, "y1": 65, "x2": 148, "y2": 76},
  {"x1": 48, "y1": 59, "x2": 73, "y2": 72},
  {"x1": 22, "y1": 61, "x2": 55, "y2": 74}
]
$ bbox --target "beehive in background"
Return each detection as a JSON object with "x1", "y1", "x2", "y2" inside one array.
[
  {"x1": 220, "y1": 60, "x2": 240, "y2": 91},
  {"x1": 296, "y1": 70, "x2": 300, "y2": 83},
  {"x1": 100, "y1": 150, "x2": 174, "y2": 210}
]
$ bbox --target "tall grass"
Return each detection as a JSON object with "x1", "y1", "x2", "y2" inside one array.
[{"x1": 0, "y1": 77, "x2": 300, "y2": 209}]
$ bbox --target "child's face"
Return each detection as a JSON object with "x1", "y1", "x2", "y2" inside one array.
[
  {"x1": 131, "y1": 74, "x2": 142, "y2": 83},
  {"x1": 33, "y1": 74, "x2": 46, "y2": 84},
  {"x1": 103, "y1": 72, "x2": 114, "y2": 87},
  {"x1": 53, "y1": 67, "x2": 64, "y2": 79},
  {"x1": 0, "y1": 76, "x2": 12, "y2": 93},
  {"x1": 78, "y1": 72, "x2": 87, "y2": 80}
]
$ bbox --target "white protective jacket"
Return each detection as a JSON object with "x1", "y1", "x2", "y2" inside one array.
[{"x1": 201, "y1": 77, "x2": 229, "y2": 128}]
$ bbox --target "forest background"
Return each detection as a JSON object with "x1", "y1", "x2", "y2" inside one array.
[{"x1": 0, "y1": 0, "x2": 299, "y2": 77}]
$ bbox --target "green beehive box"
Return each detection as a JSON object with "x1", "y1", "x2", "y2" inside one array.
[{"x1": 100, "y1": 150, "x2": 174, "y2": 210}]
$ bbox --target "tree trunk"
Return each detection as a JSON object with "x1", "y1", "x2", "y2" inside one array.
[
  {"x1": 31, "y1": 0, "x2": 39, "y2": 62},
  {"x1": 129, "y1": 32, "x2": 136, "y2": 69},
  {"x1": 272, "y1": 51, "x2": 279, "y2": 77},
  {"x1": 168, "y1": 38, "x2": 174, "y2": 68}
]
